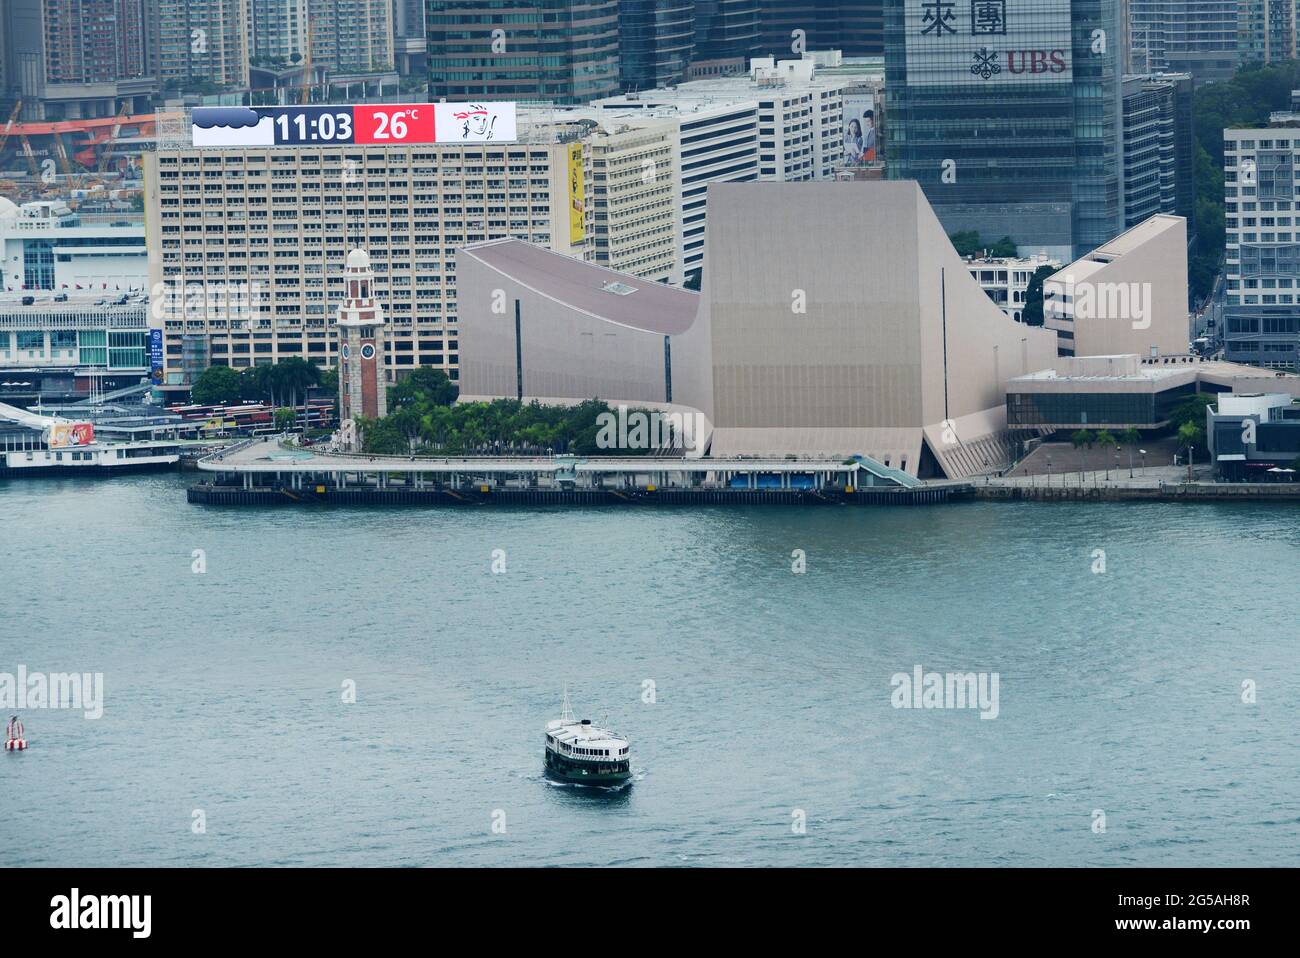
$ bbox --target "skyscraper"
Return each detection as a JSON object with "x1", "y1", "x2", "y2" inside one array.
[
  {"x1": 884, "y1": 0, "x2": 1125, "y2": 260},
  {"x1": 1127, "y1": 1, "x2": 1239, "y2": 82},
  {"x1": 619, "y1": 0, "x2": 695, "y2": 91},
  {"x1": 4, "y1": 0, "x2": 155, "y2": 118},
  {"x1": 426, "y1": 1, "x2": 620, "y2": 103},
  {"x1": 692, "y1": 0, "x2": 761, "y2": 67},
  {"x1": 149, "y1": 0, "x2": 250, "y2": 90},
  {"x1": 758, "y1": 2, "x2": 885, "y2": 58}
]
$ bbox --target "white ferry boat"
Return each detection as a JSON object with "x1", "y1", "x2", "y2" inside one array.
[
  {"x1": 0, "y1": 439, "x2": 180, "y2": 476},
  {"x1": 543, "y1": 689, "x2": 632, "y2": 786}
]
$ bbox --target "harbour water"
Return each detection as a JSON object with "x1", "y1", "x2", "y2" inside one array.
[{"x1": 2, "y1": 472, "x2": 1297, "y2": 866}]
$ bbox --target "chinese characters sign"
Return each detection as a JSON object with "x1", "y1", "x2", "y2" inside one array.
[{"x1": 905, "y1": 0, "x2": 1072, "y2": 87}]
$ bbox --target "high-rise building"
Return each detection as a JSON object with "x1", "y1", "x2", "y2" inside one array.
[
  {"x1": 692, "y1": 0, "x2": 761, "y2": 70},
  {"x1": 310, "y1": 0, "x2": 395, "y2": 74},
  {"x1": 1222, "y1": 125, "x2": 1300, "y2": 369},
  {"x1": 1127, "y1": 1, "x2": 1239, "y2": 83},
  {"x1": 1238, "y1": 0, "x2": 1296, "y2": 66},
  {"x1": 884, "y1": 0, "x2": 1125, "y2": 261},
  {"x1": 619, "y1": 0, "x2": 695, "y2": 91},
  {"x1": 4, "y1": 0, "x2": 155, "y2": 119},
  {"x1": 143, "y1": 123, "x2": 594, "y2": 391},
  {"x1": 150, "y1": 0, "x2": 251, "y2": 91},
  {"x1": 425, "y1": 1, "x2": 620, "y2": 104},
  {"x1": 247, "y1": 1, "x2": 308, "y2": 64},
  {"x1": 393, "y1": 0, "x2": 428, "y2": 76},
  {"x1": 1122, "y1": 73, "x2": 1196, "y2": 231},
  {"x1": 758, "y1": 2, "x2": 885, "y2": 59},
  {"x1": 248, "y1": 1, "x2": 394, "y2": 75}
]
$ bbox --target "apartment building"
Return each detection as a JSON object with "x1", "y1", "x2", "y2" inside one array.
[
  {"x1": 1223, "y1": 126, "x2": 1300, "y2": 369},
  {"x1": 149, "y1": 0, "x2": 251, "y2": 91},
  {"x1": 144, "y1": 126, "x2": 593, "y2": 391}
]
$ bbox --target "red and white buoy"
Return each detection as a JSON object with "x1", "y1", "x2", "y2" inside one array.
[{"x1": 4, "y1": 716, "x2": 26, "y2": 751}]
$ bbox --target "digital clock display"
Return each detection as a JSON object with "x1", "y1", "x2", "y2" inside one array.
[{"x1": 191, "y1": 103, "x2": 517, "y2": 148}]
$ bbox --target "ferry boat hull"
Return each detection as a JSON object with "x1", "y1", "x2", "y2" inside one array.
[{"x1": 544, "y1": 748, "x2": 632, "y2": 786}]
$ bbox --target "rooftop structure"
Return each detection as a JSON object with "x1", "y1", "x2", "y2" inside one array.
[{"x1": 0, "y1": 199, "x2": 146, "y2": 293}]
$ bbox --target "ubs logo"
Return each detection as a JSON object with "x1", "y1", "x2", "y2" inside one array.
[{"x1": 971, "y1": 48, "x2": 1068, "y2": 78}]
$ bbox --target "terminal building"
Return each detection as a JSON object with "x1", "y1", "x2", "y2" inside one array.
[
  {"x1": 1007, "y1": 354, "x2": 1300, "y2": 431},
  {"x1": 1, "y1": 199, "x2": 147, "y2": 293},
  {"x1": 459, "y1": 180, "x2": 1062, "y2": 479},
  {"x1": 0, "y1": 292, "x2": 151, "y2": 403}
]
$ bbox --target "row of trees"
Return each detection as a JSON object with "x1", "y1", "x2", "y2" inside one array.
[
  {"x1": 189, "y1": 357, "x2": 328, "y2": 409},
  {"x1": 1069, "y1": 396, "x2": 1213, "y2": 477},
  {"x1": 355, "y1": 368, "x2": 624, "y2": 457}
]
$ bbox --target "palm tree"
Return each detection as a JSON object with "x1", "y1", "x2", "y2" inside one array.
[
  {"x1": 1178, "y1": 421, "x2": 1203, "y2": 481},
  {"x1": 1118, "y1": 428, "x2": 1141, "y2": 477},
  {"x1": 1095, "y1": 429, "x2": 1116, "y2": 479},
  {"x1": 1071, "y1": 429, "x2": 1095, "y2": 484}
]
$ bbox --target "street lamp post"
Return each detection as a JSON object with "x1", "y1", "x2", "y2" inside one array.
[
  {"x1": 1047, "y1": 457, "x2": 1053, "y2": 487},
  {"x1": 1139, "y1": 448, "x2": 1146, "y2": 476}
]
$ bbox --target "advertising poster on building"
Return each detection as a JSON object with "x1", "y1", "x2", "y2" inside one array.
[
  {"x1": 842, "y1": 93, "x2": 880, "y2": 165},
  {"x1": 567, "y1": 143, "x2": 586, "y2": 245},
  {"x1": 149, "y1": 328, "x2": 164, "y2": 385},
  {"x1": 191, "y1": 103, "x2": 518, "y2": 147},
  {"x1": 47, "y1": 422, "x2": 95, "y2": 448},
  {"x1": 904, "y1": 0, "x2": 1073, "y2": 87}
]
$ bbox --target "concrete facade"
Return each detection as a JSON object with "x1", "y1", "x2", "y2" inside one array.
[
  {"x1": 692, "y1": 181, "x2": 1059, "y2": 477},
  {"x1": 1044, "y1": 214, "x2": 1190, "y2": 358}
]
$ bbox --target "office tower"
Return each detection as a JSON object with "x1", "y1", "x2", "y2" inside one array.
[
  {"x1": 884, "y1": 0, "x2": 1125, "y2": 260},
  {"x1": 426, "y1": 1, "x2": 620, "y2": 103},
  {"x1": 692, "y1": 0, "x2": 761, "y2": 68},
  {"x1": 1122, "y1": 73, "x2": 1196, "y2": 231},
  {"x1": 619, "y1": 0, "x2": 695, "y2": 91},
  {"x1": 758, "y1": 2, "x2": 885, "y2": 58}
]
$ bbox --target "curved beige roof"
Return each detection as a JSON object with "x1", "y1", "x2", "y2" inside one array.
[{"x1": 459, "y1": 238, "x2": 700, "y2": 335}]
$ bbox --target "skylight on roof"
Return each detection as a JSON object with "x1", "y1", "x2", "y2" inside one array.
[{"x1": 601, "y1": 281, "x2": 638, "y2": 296}]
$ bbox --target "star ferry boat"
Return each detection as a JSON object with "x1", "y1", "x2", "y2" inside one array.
[{"x1": 544, "y1": 691, "x2": 631, "y2": 786}]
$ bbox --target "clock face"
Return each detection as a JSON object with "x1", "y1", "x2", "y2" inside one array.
[
  {"x1": 360, "y1": 343, "x2": 376, "y2": 361},
  {"x1": 341, "y1": 344, "x2": 351, "y2": 359}
]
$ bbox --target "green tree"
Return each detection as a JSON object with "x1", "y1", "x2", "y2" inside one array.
[
  {"x1": 1169, "y1": 394, "x2": 1215, "y2": 430},
  {"x1": 390, "y1": 367, "x2": 459, "y2": 409},
  {"x1": 988, "y1": 235, "x2": 1018, "y2": 257},
  {"x1": 1020, "y1": 264, "x2": 1057, "y2": 326},
  {"x1": 949, "y1": 230, "x2": 983, "y2": 257},
  {"x1": 1071, "y1": 428, "x2": 1095, "y2": 480},
  {"x1": 190, "y1": 365, "x2": 244, "y2": 405},
  {"x1": 1095, "y1": 429, "x2": 1117, "y2": 479},
  {"x1": 274, "y1": 407, "x2": 297, "y2": 431}
]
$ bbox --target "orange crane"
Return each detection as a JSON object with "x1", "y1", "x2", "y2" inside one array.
[{"x1": 0, "y1": 101, "x2": 22, "y2": 162}]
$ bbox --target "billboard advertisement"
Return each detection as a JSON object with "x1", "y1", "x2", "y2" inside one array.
[
  {"x1": 842, "y1": 93, "x2": 880, "y2": 165},
  {"x1": 903, "y1": 0, "x2": 1072, "y2": 87},
  {"x1": 567, "y1": 142, "x2": 586, "y2": 245},
  {"x1": 192, "y1": 103, "x2": 518, "y2": 148},
  {"x1": 149, "y1": 328, "x2": 164, "y2": 385},
  {"x1": 48, "y1": 422, "x2": 95, "y2": 448}
]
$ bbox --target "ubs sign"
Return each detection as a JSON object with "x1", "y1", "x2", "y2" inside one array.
[{"x1": 904, "y1": 0, "x2": 1073, "y2": 87}]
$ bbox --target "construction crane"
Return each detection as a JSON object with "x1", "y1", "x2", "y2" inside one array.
[
  {"x1": 300, "y1": 16, "x2": 313, "y2": 106},
  {"x1": 95, "y1": 103, "x2": 131, "y2": 177},
  {"x1": 0, "y1": 101, "x2": 22, "y2": 164}
]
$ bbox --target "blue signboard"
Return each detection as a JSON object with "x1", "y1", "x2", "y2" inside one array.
[{"x1": 149, "y1": 328, "x2": 164, "y2": 385}]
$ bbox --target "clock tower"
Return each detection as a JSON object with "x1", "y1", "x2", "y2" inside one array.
[{"x1": 335, "y1": 248, "x2": 388, "y2": 429}]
